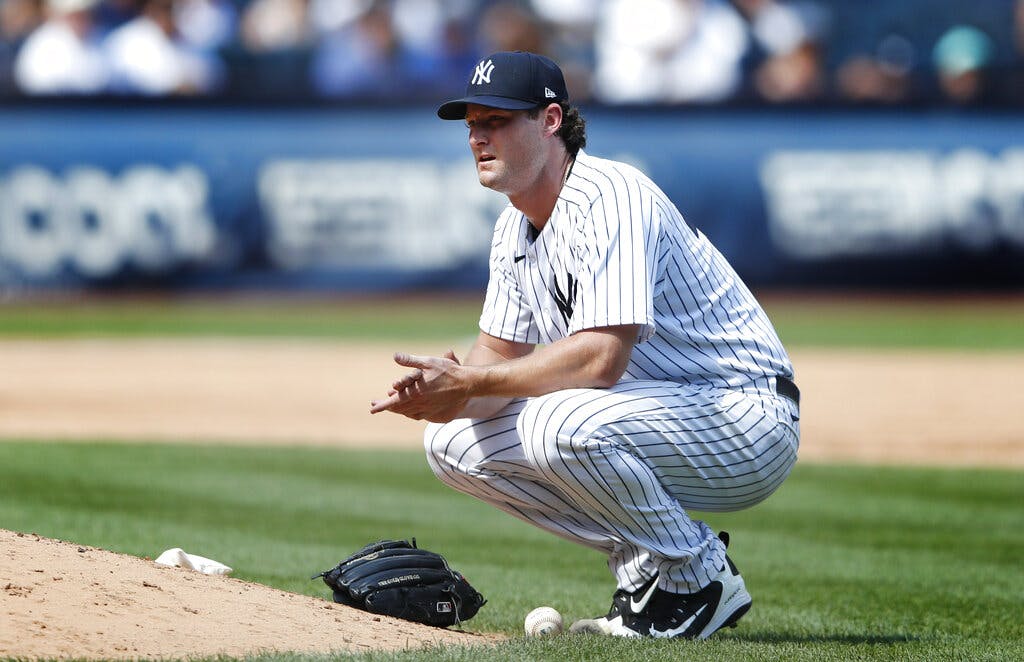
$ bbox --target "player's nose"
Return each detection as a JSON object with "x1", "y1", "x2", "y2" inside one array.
[{"x1": 468, "y1": 125, "x2": 488, "y2": 146}]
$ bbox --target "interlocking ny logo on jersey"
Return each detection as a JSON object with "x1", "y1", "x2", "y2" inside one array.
[
  {"x1": 553, "y1": 270, "x2": 578, "y2": 326},
  {"x1": 471, "y1": 59, "x2": 495, "y2": 85}
]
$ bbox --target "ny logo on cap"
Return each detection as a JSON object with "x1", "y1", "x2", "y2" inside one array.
[{"x1": 471, "y1": 59, "x2": 495, "y2": 85}]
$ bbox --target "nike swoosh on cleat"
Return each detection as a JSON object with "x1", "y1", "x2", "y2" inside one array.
[
  {"x1": 656, "y1": 603, "x2": 707, "y2": 638},
  {"x1": 514, "y1": 255, "x2": 526, "y2": 263},
  {"x1": 628, "y1": 576, "x2": 660, "y2": 613}
]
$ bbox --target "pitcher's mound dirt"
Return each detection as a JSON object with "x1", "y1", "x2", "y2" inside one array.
[{"x1": 0, "y1": 529, "x2": 494, "y2": 660}]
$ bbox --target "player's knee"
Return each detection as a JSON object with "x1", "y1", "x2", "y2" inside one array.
[
  {"x1": 423, "y1": 421, "x2": 462, "y2": 483},
  {"x1": 517, "y1": 392, "x2": 579, "y2": 473},
  {"x1": 423, "y1": 419, "x2": 501, "y2": 487}
]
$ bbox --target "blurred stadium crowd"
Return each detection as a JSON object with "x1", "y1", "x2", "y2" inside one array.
[{"x1": 1, "y1": 0, "x2": 1023, "y2": 105}]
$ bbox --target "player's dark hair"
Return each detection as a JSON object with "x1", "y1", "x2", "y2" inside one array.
[{"x1": 530, "y1": 102, "x2": 586, "y2": 158}]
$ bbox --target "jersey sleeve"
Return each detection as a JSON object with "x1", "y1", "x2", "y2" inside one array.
[
  {"x1": 479, "y1": 211, "x2": 539, "y2": 344},
  {"x1": 569, "y1": 176, "x2": 659, "y2": 343}
]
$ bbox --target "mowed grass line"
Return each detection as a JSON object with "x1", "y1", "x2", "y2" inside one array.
[
  {"x1": 1, "y1": 441, "x2": 1021, "y2": 661},
  {"x1": 762, "y1": 295, "x2": 1024, "y2": 350},
  {"x1": 0, "y1": 297, "x2": 482, "y2": 340},
  {"x1": 0, "y1": 294, "x2": 1022, "y2": 349}
]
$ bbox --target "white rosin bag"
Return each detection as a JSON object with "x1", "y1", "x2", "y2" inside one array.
[{"x1": 154, "y1": 548, "x2": 233, "y2": 575}]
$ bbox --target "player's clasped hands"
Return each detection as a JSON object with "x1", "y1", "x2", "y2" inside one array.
[{"x1": 370, "y1": 350, "x2": 468, "y2": 423}]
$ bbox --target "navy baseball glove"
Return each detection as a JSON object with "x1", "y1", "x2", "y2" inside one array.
[{"x1": 313, "y1": 539, "x2": 486, "y2": 627}]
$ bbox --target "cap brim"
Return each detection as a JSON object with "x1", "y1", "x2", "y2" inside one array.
[{"x1": 437, "y1": 96, "x2": 540, "y2": 120}]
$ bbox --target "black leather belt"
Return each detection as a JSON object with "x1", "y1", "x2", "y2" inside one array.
[{"x1": 775, "y1": 375, "x2": 801, "y2": 407}]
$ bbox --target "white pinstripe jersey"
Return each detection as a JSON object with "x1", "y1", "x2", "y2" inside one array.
[{"x1": 479, "y1": 150, "x2": 794, "y2": 390}]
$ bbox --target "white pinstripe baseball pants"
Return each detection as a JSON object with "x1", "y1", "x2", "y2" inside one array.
[{"x1": 425, "y1": 380, "x2": 799, "y2": 595}]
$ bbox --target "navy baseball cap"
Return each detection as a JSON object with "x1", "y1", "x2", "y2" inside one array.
[{"x1": 437, "y1": 51, "x2": 569, "y2": 120}]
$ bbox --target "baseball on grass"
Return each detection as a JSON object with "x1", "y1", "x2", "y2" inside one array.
[{"x1": 524, "y1": 606, "x2": 564, "y2": 637}]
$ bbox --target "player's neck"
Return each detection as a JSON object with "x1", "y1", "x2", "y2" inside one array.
[{"x1": 509, "y1": 152, "x2": 574, "y2": 232}]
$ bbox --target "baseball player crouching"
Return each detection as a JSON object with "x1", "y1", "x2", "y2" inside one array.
[{"x1": 371, "y1": 51, "x2": 801, "y2": 640}]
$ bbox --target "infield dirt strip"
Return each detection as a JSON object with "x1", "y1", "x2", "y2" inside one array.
[
  {"x1": 0, "y1": 338, "x2": 1020, "y2": 466},
  {"x1": 1, "y1": 339, "x2": 1021, "y2": 660}
]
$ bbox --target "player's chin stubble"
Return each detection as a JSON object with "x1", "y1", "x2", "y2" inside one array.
[{"x1": 477, "y1": 163, "x2": 506, "y2": 192}]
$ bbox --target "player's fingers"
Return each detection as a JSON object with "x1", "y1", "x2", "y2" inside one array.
[
  {"x1": 391, "y1": 370, "x2": 422, "y2": 391},
  {"x1": 370, "y1": 387, "x2": 412, "y2": 413},
  {"x1": 393, "y1": 352, "x2": 436, "y2": 370},
  {"x1": 371, "y1": 378, "x2": 428, "y2": 413},
  {"x1": 373, "y1": 398, "x2": 421, "y2": 417},
  {"x1": 371, "y1": 395, "x2": 411, "y2": 414},
  {"x1": 443, "y1": 349, "x2": 460, "y2": 364}
]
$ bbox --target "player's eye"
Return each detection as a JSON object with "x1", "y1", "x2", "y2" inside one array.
[{"x1": 466, "y1": 116, "x2": 508, "y2": 132}]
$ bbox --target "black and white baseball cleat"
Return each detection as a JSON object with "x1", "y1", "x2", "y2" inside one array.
[{"x1": 570, "y1": 533, "x2": 751, "y2": 640}]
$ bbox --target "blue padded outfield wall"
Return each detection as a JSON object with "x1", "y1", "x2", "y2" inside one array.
[{"x1": 1, "y1": 104, "x2": 1022, "y2": 292}]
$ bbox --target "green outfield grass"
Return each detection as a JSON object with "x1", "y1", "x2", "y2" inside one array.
[
  {"x1": 0, "y1": 294, "x2": 1022, "y2": 348},
  {"x1": 1, "y1": 441, "x2": 1021, "y2": 661}
]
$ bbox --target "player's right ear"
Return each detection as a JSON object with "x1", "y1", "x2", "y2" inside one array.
[{"x1": 542, "y1": 103, "x2": 563, "y2": 138}]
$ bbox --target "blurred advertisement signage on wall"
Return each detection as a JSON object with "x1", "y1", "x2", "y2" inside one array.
[
  {"x1": 1, "y1": 106, "x2": 1021, "y2": 290},
  {"x1": 257, "y1": 159, "x2": 503, "y2": 271},
  {"x1": 0, "y1": 164, "x2": 216, "y2": 281},
  {"x1": 760, "y1": 149, "x2": 1024, "y2": 258}
]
